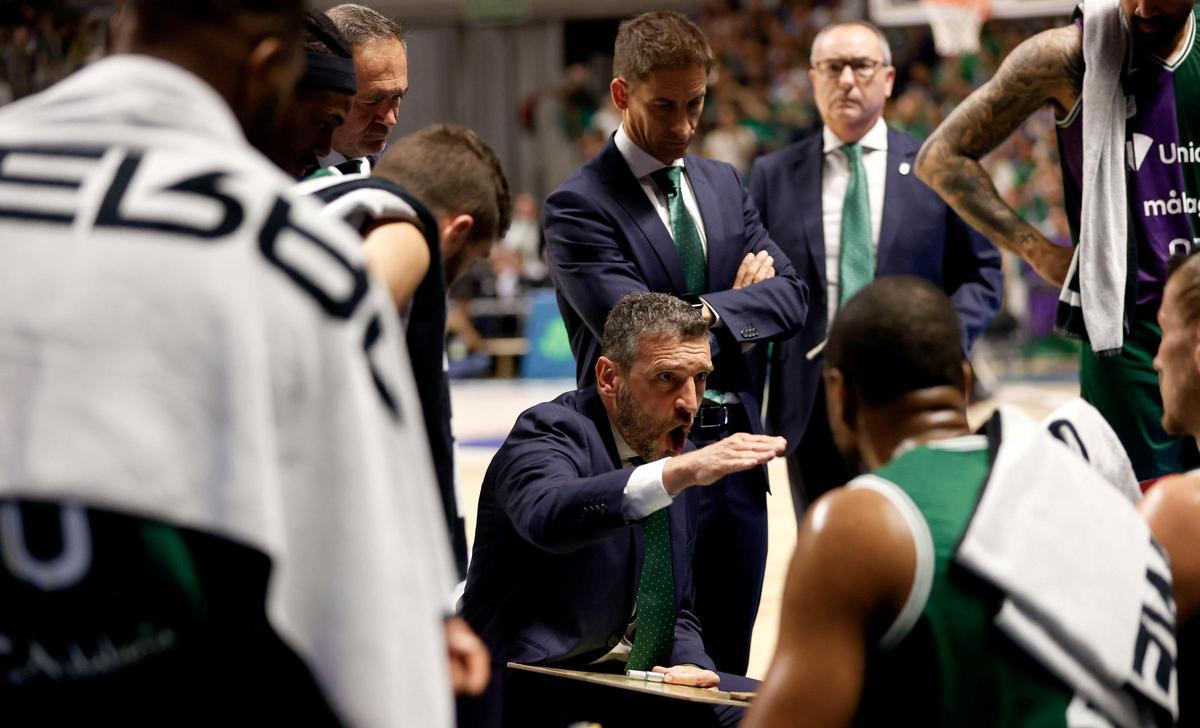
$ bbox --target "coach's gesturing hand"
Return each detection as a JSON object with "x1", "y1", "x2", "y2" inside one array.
[{"x1": 662, "y1": 433, "x2": 786, "y2": 497}]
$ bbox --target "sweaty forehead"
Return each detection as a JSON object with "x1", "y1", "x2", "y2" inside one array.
[{"x1": 637, "y1": 334, "x2": 712, "y2": 371}]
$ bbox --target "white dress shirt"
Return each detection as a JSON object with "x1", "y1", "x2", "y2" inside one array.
[
  {"x1": 821, "y1": 117, "x2": 888, "y2": 325},
  {"x1": 615, "y1": 124, "x2": 709, "y2": 253},
  {"x1": 610, "y1": 419, "x2": 674, "y2": 521},
  {"x1": 316, "y1": 148, "x2": 372, "y2": 175},
  {"x1": 613, "y1": 125, "x2": 743, "y2": 364}
]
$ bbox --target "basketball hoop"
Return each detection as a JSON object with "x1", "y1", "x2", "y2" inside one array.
[{"x1": 922, "y1": 0, "x2": 990, "y2": 56}]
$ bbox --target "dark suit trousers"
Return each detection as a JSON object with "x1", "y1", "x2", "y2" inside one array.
[
  {"x1": 785, "y1": 386, "x2": 853, "y2": 519},
  {"x1": 688, "y1": 403, "x2": 768, "y2": 676}
]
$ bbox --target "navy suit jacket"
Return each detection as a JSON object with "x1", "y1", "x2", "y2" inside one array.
[
  {"x1": 747, "y1": 126, "x2": 1003, "y2": 451},
  {"x1": 462, "y1": 386, "x2": 713, "y2": 671},
  {"x1": 544, "y1": 138, "x2": 808, "y2": 436}
]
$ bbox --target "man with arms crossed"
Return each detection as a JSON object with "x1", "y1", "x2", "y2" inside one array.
[{"x1": 544, "y1": 11, "x2": 808, "y2": 674}]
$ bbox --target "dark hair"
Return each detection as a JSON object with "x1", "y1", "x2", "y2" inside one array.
[
  {"x1": 825, "y1": 277, "x2": 964, "y2": 406},
  {"x1": 326, "y1": 4, "x2": 406, "y2": 49},
  {"x1": 128, "y1": 0, "x2": 304, "y2": 44},
  {"x1": 304, "y1": 9, "x2": 352, "y2": 58},
  {"x1": 1167, "y1": 247, "x2": 1200, "y2": 325},
  {"x1": 374, "y1": 124, "x2": 511, "y2": 245},
  {"x1": 613, "y1": 11, "x2": 715, "y2": 82},
  {"x1": 601, "y1": 292, "x2": 710, "y2": 373}
]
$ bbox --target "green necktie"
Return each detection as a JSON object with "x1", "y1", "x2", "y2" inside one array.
[
  {"x1": 650, "y1": 166, "x2": 707, "y2": 295},
  {"x1": 625, "y1": 499, "x2": 675, "y2": 671},
  {"x1": 838, "y1": 142, "x2": 874, "y2": 304}
]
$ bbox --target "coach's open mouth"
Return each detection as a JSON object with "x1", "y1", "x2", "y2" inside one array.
[{"x1": 668, "y1": 424, "x2": 689, "y2": 453}]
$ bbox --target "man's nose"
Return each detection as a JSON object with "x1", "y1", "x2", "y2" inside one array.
[
  {"x1": 676, "y1": 383, "x2": 699, "y2": 415},
  {"x1": 379, "y1": 100, "x2": 399, "y2": 128},
  {"x1": 837, "y1": 64, "x2": 857, "y2": 86}
]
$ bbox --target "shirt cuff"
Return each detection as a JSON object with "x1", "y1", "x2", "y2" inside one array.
[
  {"x1": 621, "y1": 458, "x2": 673, "y2": 521},
  {"x1": 698, "y1": 296, "x2": 722, "y2": 328}
]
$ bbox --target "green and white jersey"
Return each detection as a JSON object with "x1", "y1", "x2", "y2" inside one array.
[{"x1": 850, "y1": 437, "x2": 1076, "y2": 727}]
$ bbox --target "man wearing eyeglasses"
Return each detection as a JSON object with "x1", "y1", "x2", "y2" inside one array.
[{"x1": 748, "y1": 20, "x2": 1002, "y2": 516}]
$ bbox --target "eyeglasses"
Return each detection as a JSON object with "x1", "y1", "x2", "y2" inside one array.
[{"x1": 813, "y1": 58, "x2": 887, "y2": 82}]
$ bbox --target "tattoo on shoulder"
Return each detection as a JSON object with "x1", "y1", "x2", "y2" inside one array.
[
  {"x1": 930, "y1": 25, "x2": 1082, "y2": 161},
  {"x1": 913, "y1": 25, "x2": 1082, "y2": 259}
]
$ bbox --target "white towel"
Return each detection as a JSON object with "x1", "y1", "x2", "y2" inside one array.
[
  {"x1": 958, "y1": 407, "x2": 1176, "y2": 726},
  {"x1": 1062, "y1": 0, "x2": 1132, "y2": 354},
  {"x1": 1041, "y1": 398, "x2": 1141, "y2": 503}
]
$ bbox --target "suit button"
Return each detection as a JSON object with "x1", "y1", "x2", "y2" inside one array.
[
  {"x1": 608, "y1": 634, "x2": 620, "y2": 647},
  {"x1": 741, "y1": 327, "x2": 758, "y2": 338}
]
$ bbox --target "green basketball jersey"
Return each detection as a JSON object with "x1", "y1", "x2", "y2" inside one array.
[{"x1": 851, "y1": 437, "x2": 1075, "y2": 727}]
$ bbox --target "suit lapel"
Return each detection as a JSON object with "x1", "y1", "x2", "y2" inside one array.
[
  {"x1": 597, "y1": 141, "x2": 689, "y2": 293},
  {"x1": 580, "y1": 384, "x2": 644, "y2": 596},
  {"x1": 876, "y1": 126, "x2": 915, "y2": 274},
  {"x1": 796, "y1": 134, "x2": 828, "y2": 294}
]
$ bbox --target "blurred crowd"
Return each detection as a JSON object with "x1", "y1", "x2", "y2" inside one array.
[{"x1": 0, "y1": 1, "x2": 106, "y2": 104}]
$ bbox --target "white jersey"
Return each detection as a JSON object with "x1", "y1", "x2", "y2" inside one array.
[{"x1": 0, "y1": 55, "x2": 452, "y2": 727}]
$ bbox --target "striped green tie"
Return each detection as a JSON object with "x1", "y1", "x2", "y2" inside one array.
[
  {"x1": 838, "y1": 142, "x2": 874, "y2": 304},
  {"x1": 650, "y1": 166, "x2": 707, "y2": 295},
  {"x1": 626, "y1": 498, "x2": 675, "y2": 671}
]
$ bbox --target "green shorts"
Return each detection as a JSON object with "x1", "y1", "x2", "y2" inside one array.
[{"x1": 1080, "y1": 314, "x2": 1200, "y2": 481}]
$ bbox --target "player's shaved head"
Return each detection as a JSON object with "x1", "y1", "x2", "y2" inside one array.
[
  {"x1": 110, "y1": 0, "x2": 306, "y2": 157},
  {"x1": 123, "y1": 0, "x2": 305, "y2": 44},
  {"x1": 826, "y1": 276, "x2": 965, "y2": 406}
]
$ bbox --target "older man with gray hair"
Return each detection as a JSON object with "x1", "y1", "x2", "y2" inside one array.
[
  {"x1": 748, "y1": 18, "x2": 1001, "y2": 516},
  {"x1": 314, "y1": 3, "x2": 408, "y2": 175}
]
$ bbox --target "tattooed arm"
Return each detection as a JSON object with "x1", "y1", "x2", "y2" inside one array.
[{"x1": 916, "y1": 25, "x2": 1084, "y2": 287}]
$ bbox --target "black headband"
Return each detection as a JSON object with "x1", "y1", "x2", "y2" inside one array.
[{"x1": 302, "y1": 53, "x2": 357, "y2": 95}]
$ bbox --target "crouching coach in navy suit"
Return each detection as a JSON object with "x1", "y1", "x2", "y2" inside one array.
[
  {"x1": 461, "y1": 294, "x2": 783, "y2": 727},
  {"x1": 543, "y1": 11, "x2": 807, "y2": 676}
]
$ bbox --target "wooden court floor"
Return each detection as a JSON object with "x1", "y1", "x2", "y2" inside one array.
[{"x1": 452, "y1": 378, "x2": 1079, "y2": 679}]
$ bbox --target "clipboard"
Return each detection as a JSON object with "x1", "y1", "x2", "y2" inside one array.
[{"x1": 506, "y1": 663, "x2": 752, "y2": 707}]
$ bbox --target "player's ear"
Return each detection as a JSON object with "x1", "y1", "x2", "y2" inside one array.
[
  {"x1": 596, "y1": 356, "x2": 616, "y2": 390},
  {"x1": 1190, "y1": 322, "x2": 1200, "y2": 374},
  {"x1": 824, "y1": 367, "x2": 855, "y2": 432}
]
